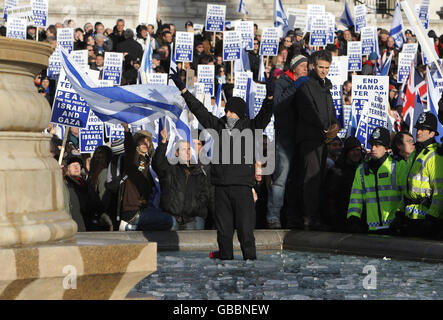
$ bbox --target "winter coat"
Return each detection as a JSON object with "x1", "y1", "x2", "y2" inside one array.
[
  {"x1": 181, "y1": 90, "x2": 273, "y2": 187},
  {"x1": 64, "y1": 175, "x2": 106, "y2": 231},
  {"x1": 294, "y1": 70, "x2": 338, "y2": 146},
  {"x1": 152, "y1": 141, "x2": 210, "y2": 224},
  {"x1": 116, "y1": 39, "x2": 143, "y2": 71},
  {"x1": 109, "y1": 28, "x2": 126, "y2": 51},
  {"x1": 274, "y1": 72, "x2": 297, "y2": 147},
  {"x1": 247, "y1": 51, "x2": 260, "y2": 82}
]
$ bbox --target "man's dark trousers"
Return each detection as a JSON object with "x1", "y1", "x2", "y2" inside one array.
[
  {"x1": 299, "y1": 141, "x2": 328, "y2": 227},
  {"x1": 214, "y1": 185, "x2": 256, "y2": 260}
]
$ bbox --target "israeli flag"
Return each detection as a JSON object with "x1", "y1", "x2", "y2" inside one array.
[
  {"x1": 390, "y1": 0, "x2": 405, "y2": 49},
  {"x1": 274, "y1": 0, "x2": 289, "y2": 38},
  {"x1": 138, "y1": 34, "x2": 154, "y2": 84},
  {"x1": 238, "y1": 0, "x2": 248, "y2": 15},
  {"x1": 258, "y1": 54, "x2": 266, "y2": 82},
  {"x1": 168, "y1": 42, "x2": 178, "y2": 86},
  {"x1": 427, "y1": 67, "x2": 443, "y2": 137},
  {"x1": 339, "y1": 0, "x2": 354, "y2": 29},
  {"x1": 212, "y1": 83, "x2": 225, "y2": 118},
  {"x1": 59, "y1": 47, "x2": 186, "y2": 128},
  {"x1": 234, "y1": 47, "x2": 251, "y2": 75},
  {"x1": 173, "y1": 107, "x2": 198, "y2": 163},
  {"x1": 380, "y1": 51, "x2": 393, "y2": 76}
]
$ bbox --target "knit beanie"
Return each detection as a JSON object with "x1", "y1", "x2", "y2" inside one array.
[
  {"x1": 290, "y1": 55, "x2": 308, "y2": 70},
  {"x1": 225, "y1": 97, "x2": 247, "y2": 119},
  {"x1": 111, "y1": 138, "x2": 125, "y2": 155}
]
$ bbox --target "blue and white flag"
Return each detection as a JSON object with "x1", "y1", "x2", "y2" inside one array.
[
  {"x1": 379, "y1": 51, "x2": 393, "y2": 76},
  {"x1": 237, "y1": 0, "x2": 248, "y2": 15},
  {"x1": 427, "y1": 67, "x2": 443, "y2": 137},
  {"x1": 58, "y1": 47, "x2": 186, "y2": 128},
  {"x1": 212, "y1": 84, "x2": 225, "y2": 118},
  {"x1": 390, "y1": 0, "x2": 405, "y2": 49},
  {"x1": 339, "y1": 0, "x2": 354, "y2": 29},
  {"x1": 274, "y1": 0, "x2": 289, "y2": 38},
  {"x1": 234, "y1": 47, "x2": 251, "y2": 75},
  {"x1": 168, "y1": 42, "x2": 178, "y2": 86},
  {"x1": 258, "y1": 54, "x2": 266, "y2": 82},
  {"x1": 138, "y1": 34, "x2": 154, "y2": 84}
]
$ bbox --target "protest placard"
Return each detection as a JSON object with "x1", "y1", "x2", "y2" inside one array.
[
  {"x1": 70, "y1": 50, "x2": 88, "y2": 70},
  {"x1": 175, "y1": 32, "x2": 194, "y2": 62},
  {"x1": 106, "y1": 123, "x2": 125, "y2": 142},
  {"x1": 205, "y1": 4, "x2": 226, "y2": 32},
  {"x1": 197, "y1": 65, "x2": 215, "y2": 96},
  {"x1": 416, "y1": 0, "x2": 429, "y2": 30},
  {"x1": 286, "y1": 8, "x2": 306, "y2": 31},
  {"x1": 361, "y1": 26, "x2": 377, "y2": 56},
  {"x1": 57, "y1": 28, "x2": 74, "y2": 53},
  {"x1": 233, "y1": 71, "x2": 253, "y2": 101},
  {"x1": 50, "y1": 68, "x2": 90, "y2": 128},
  {"x1": 249, "y1": 82, "x2": 274, "y2": 141},
  {"x1": 328, "y1": 56, "x2": 349, "y2": 85},
  {"x1": 306, "y1": 4, "x2": 325, "y2": 32},
  {"x1": 402, "y1": 43, "x2": 418, "y2": 56},
  {"x1": 329, "y1": 76, "x2": 345, "y2": 134},
  {"x1": 348, "y1": 41, "x2": 362, "y2": 71},
  {"x1": 79, "y1": 111, "x2": 104, "y2": 153},
  {"x1": 6, "y1": 17, "x2": 26, "y2": 40},
  {"x1": 259, "y1": 27, "x2": 279, "y2": 56},
  {"x1": 6, "y1": 5, "x2": 34, "y2": 25},
  {"x1": 223, "y1": 31, "x2": 242, "y2": 61},
  {"x1": 351, "y1": 75, "x2": 389, "y2": 143},
  {"x1": 103, "y1": 52, "x2": 123, "y2": 85},
  {"x1": 48, "y1": 50, "x2": 61, "y2": 79},
  {"x1": 3, "y1": 0, "x2": 18, "y2": 20},
  {"x1": 326, "y1": 13, "x2": 335, "y2": 44},
  {"x1": 31, "y1": 0, "x2": 48, "y2": 27},
  {"x1": 397, "y1": 52, "x2": 415, "y2": 83},
  {"x1": 354, "y1": 4, "x2": 367, "y2": 33},
  {"x1": 309, "y1": 15, "x2": 328, "y2": 47},
  {"x1": 236, "y1": 20, "x2": 254, "y2": 50},
  {"x1": 146, "y1": 73, "x2": 168, "y2": 85}
]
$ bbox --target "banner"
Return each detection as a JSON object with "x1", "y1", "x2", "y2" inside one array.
[
  {"x1": 106, "y1": 123, "x2": 125, "y2": 142},
  {"x1": 6, "y1": 17, "x2": 26, "y2": 40},
  {"x1": 354, "y1": 4, "x2": 367, "y2": 33},
  {"x1": 70, "y1": 50, "x2": 88, "y2": 70},
  {"x1": 233, "y1": 71, "x2": 253, "y2": 101},
  {"x1": 6, "y1": 5, "x2": 34, "y2": 25},
  {"x1": 306, "y1": 4, "x2": 325, "y2": 32},
  {"x1": 103, "y1": 52, "x2": 123, "y2": 85},
  {"x1": 197, "y1": 64, "x2": 215, "y2": 96},
  {"x1": 351, "y1": 75, "x2": 389, "y2": 143},
  {"x1": 50, "y1": 68, "x2": 91, "y2": 128},
  {"x1": 79, "y1": 111, "x2": 104, "y2": 153},
  {"x1": 397, "y1": 52, "x2": 415, "y2": 83},
  {"x1": 175, "y1": 32, "x2": 194, "y2": 62},
  {"x1": 236, "y1": 20, "x2": 254, "y2": 50},
  {"x1": 31, "y1": 0, "x2": 48, "y2": 27},
  {"x1": 57, "y1": 28, "x2": 74, "y2": 53},
  {"x1": 348, "y1": 41, "x2": 362, "y2": 71},
  {"x1": 146, "y1": 73, "x2": 168, "y2": 85},
  {"x1": 223, "y1": 31, "x2": 242, "y2": 61},
  {"x1": 259, "y1": 27, "x2": 279, "y2": 56},
  {"x1": 328, "y1": 56, "x2": 349, "y2": 85},
  {"x1": 286, "y1": 8, "x2": 306, "y2": 31},
  {"x1": 361, "y1": 26, "x2": 377, "y2": 56},
  {"x1": 205, "y1": 4, "x2": 226, "y2": 32},
  {"x1": 3, "y1": 0, "x2": 18, "y2": 20}
]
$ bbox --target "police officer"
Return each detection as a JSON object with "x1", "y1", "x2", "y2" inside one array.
[
  {"x1": 403, "y1": 112, "x2": 443, "y2": 238},
  {"x1": 347, "y1": 127, "x2": 406, "y2": 233}
]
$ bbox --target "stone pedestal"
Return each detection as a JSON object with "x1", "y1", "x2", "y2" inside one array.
[{"x1": 0, "y1": 38, "x2": 157, "y2": 300}]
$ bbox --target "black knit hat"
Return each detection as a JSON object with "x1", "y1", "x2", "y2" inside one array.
[
  {"x1": 414, "y1": 111, "x2": 439, "y2": 136},
  {"x1": 225, "y1": 97, "x2": 247, "y2": 118},
  {"x1": 65, "y1": 156, "x2": 83, "y2": 167},
  {"x1": 344, "y1": 136, "x2": 362, "y2": 154},
  {"x1": 368, "y1": 127, "x2": 391, "y2": 147}
]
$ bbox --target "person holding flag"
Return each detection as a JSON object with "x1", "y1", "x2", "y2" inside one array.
[
  {"x1": 402, "y1": 112, "x2": 443, "y2": 238},
  {"x1": 347, "y1": 127, "x2": 407, "y2": 234},
  {"x1": 169, "y1": 67, "x2": 274, "y2": 260}
]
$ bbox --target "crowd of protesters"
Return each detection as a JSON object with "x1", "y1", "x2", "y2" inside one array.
[{"x1": 3, "y1": 13, "x2": 443, "y2": 254}]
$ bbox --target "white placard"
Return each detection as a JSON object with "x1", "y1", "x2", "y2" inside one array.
[
  {"x1": 205, "y1": 4, "x2": 226, "y2": 32},
  {"x1": 70, "y1": 50, "x2": 88, "y2": 70},
  {"x1": 354, "y1": 4, "x2": 367, "y2": 33},
  {"x1": 236, "y1": 20, "x2": 254, "y2": 50},
  {"x1": 259, "y1": 27, "x2": 279, "y2": 56},
  {"x1": 57, "y1": 28, "x2": 74, "y2": 53},
  {"x1": 223, "y1": 31, "x2": 242, "y2": 61},
  {"x1": 328, "y1": 56, "x2": 349, "y2": 85},
  {"x1": 3, "y1": 0, "x2": 18, "y2": 20},
  {"x1": 6, "y1": 16, "x2": 26, "y2": 39},
  {"x1": 347, "y1": 41, "x2": 362, "y2": 72},
  {"x1": 306, "y1": 4, "x2": 325, "y2": 32},
  {"x1": 233, "y1": 71, "x2": 253, "y2": 101},
  {"x1": 31, "y1": 0, "x2": 48, "y2": 27},
  {"x1": 197, "y1": 64, "x2": 215, "y2": 96},
  {"x1": 103, "y1": 52, "x2": 123, "y2": 85},
  {"x1": 175, "y1": 32, "x2": 194, "y2": 62},
  {"x1": 146, "y1": 73, "x2": 168, "y2": 85},
  {"x1": 361, "y1": 26, "x2": 377, "y2": 56},
  {"x1": 7, "y1": 5, "x2": 34, "y2": 25},
  {"x1": 286, "y1": 8, "x2": 306, "y2": 31},
  {"x1": 397, "y1": 52, "x2": 415, "y2": 83}
]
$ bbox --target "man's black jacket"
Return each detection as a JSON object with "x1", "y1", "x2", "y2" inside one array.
[
  {"x1": 152, "y1": 141, "x2": 210, "y2": 224},
  {"x1": 294, "y1": 70, "x2": 338, "y2": 146},
  {"x1": 181, "y1": 90, "x2": 273, "y2": 187}
]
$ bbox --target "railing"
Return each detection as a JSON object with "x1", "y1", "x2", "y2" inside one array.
[{"x1": 354, "y1": 0, "x2": 396, "y2": 17}]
